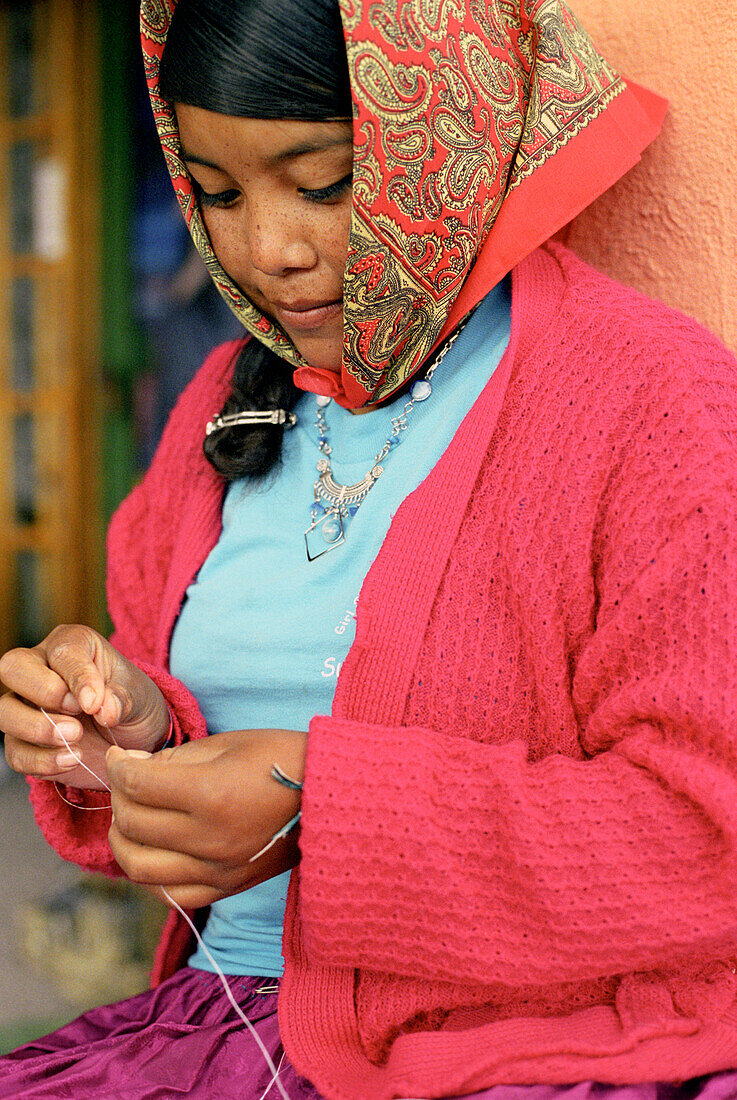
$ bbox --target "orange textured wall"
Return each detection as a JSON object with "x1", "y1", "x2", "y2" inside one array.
[{"x1": 564, "y1": 0, "x2": 737, "y2": 355}]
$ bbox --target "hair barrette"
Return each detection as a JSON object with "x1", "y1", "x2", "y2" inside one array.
[{"x1": 205, "y1": 410, "x2": 297, "y2": 436}]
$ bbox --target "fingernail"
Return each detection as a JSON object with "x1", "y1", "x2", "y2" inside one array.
[
  {"x1": 56, "y1": 752, "x2": 78, "y2": 768},
  {"x1": 79, "y1": 687, "x2": 96, "y2": 712},
  {"x1": 125, "y1": 750, "x2": 153, "y2": 760},
  {"x1": 61, "y1": 692, "x2": 79, "y2": 712},
  {"x1": 52, "y1": 721, "x2": 80, "y2": 746},
  {"x1": 105, "y1": 695, "x2": 123, "y2": 725}
]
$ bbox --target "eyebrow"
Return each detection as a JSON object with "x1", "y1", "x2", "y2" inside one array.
[{"x1": 181, "y1": 134, "x2": 353, "y2": 172}]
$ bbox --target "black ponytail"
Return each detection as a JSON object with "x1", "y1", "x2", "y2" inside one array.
[
  {"x1": 158, "y1": 0, "x2": 351, "y2": 480},
  {"x1": 201, "y1": 340, "x2": 301, "y2": 480}
]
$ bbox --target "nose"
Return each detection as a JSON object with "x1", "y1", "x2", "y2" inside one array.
[{"x1": 244, "y1": 199, "x2": 318, "y2": 278}]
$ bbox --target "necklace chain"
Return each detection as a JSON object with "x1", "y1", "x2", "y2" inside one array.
[{"x1": 304, "y1": 316, "x2": 472, "y2": 561}]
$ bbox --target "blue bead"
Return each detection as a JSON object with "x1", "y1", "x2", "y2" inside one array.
[
  {"x1": 411, "y1": 379, "x2": 432, "y2": 401},
  {"x1": 311, "y1": 502, "x2": 325, "y2": 517},
  {"x1": 349, "y1": 505, "x2": 359, "y2": 516},
  {"x1": 388, "y1": 435, "x2": 400, "y2": 448}
]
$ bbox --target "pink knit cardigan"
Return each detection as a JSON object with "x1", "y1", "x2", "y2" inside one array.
[{"x1": 28, "y1": 244, "x2": 737, "y2": 1099}]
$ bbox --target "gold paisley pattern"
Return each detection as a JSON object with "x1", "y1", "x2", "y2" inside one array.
[
  {"x1": 366, "y1": 0, "x2": 466, "y2": 53},
  {"x1": 353, "y1": 121, "x2": 384, "y2": 206},
  {"x1": 139, "y1": 0, "x2": 172, "y2": 41},
  {"x1": 343, "y1": 216, "x2": 441, "y2": 402},
  {"x1": 141, "y1": 0, "x2": 626, "y2": 404},
  {"x1": 509, "y1": 0, "x2": 623, "y2": 188},
  {"x1": 340, "y1": 0, "x2": 625, "y2": 399},
  {"x1": 340, "y1": 0, "x2": 363, "y2": 33}
]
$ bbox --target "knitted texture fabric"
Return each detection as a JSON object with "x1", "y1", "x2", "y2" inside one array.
[{"x1": 27, "y1": 243, "x2": 737, "y2": 1099}]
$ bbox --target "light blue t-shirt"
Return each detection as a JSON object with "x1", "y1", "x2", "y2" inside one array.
[{"x1": 169, "y1": 280, "x2": 511, "y2": 977}]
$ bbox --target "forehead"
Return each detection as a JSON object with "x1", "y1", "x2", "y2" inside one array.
[{"x1": 176, "y1": 105, "x2": 353, "y2": 171}]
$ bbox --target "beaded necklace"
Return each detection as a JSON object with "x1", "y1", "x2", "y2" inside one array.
[{"x1": 304, "y1": 316, "x2": 472, "y2": 562}]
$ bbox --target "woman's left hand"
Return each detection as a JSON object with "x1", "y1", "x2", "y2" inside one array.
[{"x1": 106, "y1": 728, "x2": 306, "y2": 910}]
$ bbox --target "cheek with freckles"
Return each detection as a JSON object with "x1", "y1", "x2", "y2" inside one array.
[{"x1": 208, "y1": 208, "x2": 351, "y2": 373}]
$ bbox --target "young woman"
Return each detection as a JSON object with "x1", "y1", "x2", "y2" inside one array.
[{"x1": 1, "y1": 0, "x2": 737, "y2": 1097}]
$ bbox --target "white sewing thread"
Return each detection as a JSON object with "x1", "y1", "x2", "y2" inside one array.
[
  {"x1": 41, "y1": 708, "x2": 292, "y2": 1100},
  {"x1": 46, "y1": 709, "x2": 119, "y2": 811},
  {"x1": 258, "y1": 1047, "x2": 286, "y2": 1100},
  {"x1": 163, "y1": 892, "x2": 291, "y2": 1100},
  {"x1": 249, "y1": 812, "x2": 301, "y2": 863},
  {"x1": 52, "y1": 782, "x2": 111, "y2": 811}
]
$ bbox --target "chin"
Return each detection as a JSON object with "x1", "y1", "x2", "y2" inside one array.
[{"x1": 292, "y1": 338, "x2": 343, "y2": 375}]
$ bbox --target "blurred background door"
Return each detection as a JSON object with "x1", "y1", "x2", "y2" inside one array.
[
  {"x1": 0, "y1": 0, "x2": 240, "y2": 657},
  {"x1": 0, "y1": 0, "x2": 103, "y2": 653}
]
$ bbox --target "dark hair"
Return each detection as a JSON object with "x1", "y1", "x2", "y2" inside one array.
[{"x1": 158, "y1": 0, "x2": 351, "y2": 480}]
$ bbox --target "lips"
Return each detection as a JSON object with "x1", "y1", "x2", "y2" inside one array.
[{"x1": 272, "y1": 298, "x2": 343, "y2": 332}]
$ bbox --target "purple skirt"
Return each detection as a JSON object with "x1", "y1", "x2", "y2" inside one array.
[{"x1": 2, "y1": 967, "x2": 737, "y2": 1100}]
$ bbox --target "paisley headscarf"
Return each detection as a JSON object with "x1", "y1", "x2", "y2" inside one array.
[{"x1": 141, "y1": 0, "x2": 666, "y2": 408}]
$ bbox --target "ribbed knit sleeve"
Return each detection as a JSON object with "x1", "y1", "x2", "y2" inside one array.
[{"x1": 296, "y1": 269, "x2": 737, "y2": 990}]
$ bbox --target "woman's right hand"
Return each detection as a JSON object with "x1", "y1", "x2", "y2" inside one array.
[{"x1": 0, "y1": 625, "x2": 170, "y2": 790}]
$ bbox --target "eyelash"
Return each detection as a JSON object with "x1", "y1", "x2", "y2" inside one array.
[
  {"x1": 192, "y1": 183, "x2": 239, "y2": 209},
  {"x1": 192, "y1": 173, "x2": 352, "y2": 209},
  {"x1": 298, "y1": 173, "x2": 353, "y2": 204}
]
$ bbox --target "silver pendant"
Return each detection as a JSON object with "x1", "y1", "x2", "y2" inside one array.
[
  {"x1": 304, "y1": 510, "x2": 346, "y2": 561},
  {"x1": 314, "y1": 464, "x2": 381, "y2": 507}
]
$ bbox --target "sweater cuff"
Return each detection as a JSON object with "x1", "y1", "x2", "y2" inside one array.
[
  {"x1": 131, "y1": 660, "x2": 208, "y2": 746},
  {"x1": 298, "y1": 714, "x2": 498, "y2": 978},
  {"x1": 26, "y1": 662, "x2": 208, "y2": 875}
]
